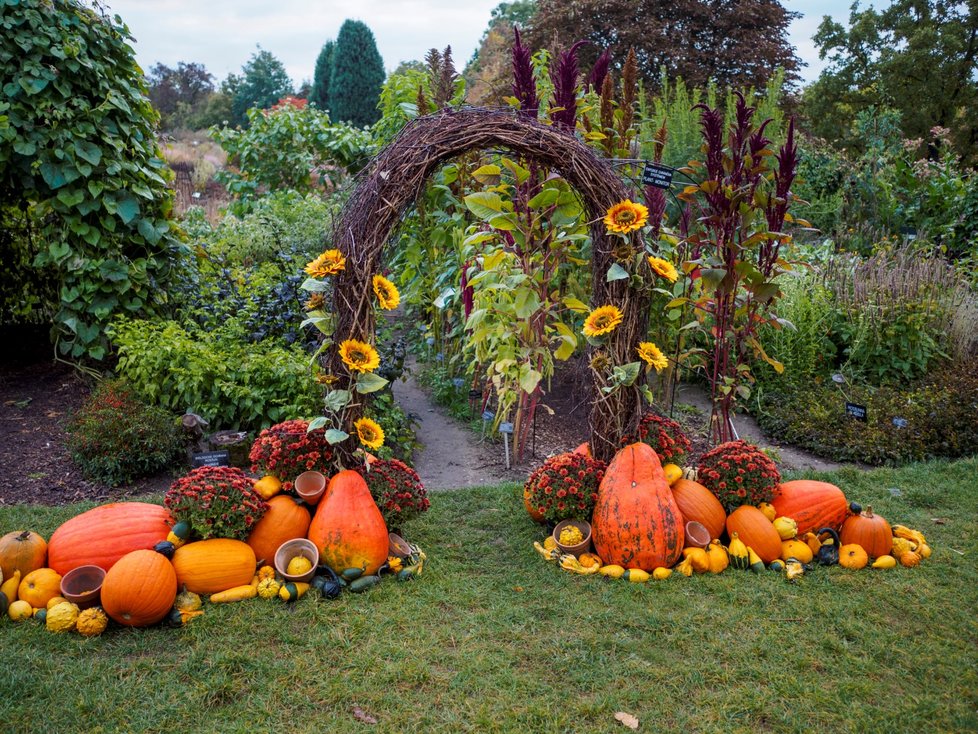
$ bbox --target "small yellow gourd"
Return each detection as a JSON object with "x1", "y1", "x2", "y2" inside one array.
[
  {"x1": 8, "y1": 599, "x2": 32, "y2": 621},
  {"x1": 45, "y1": 601, "x2": 80, "y2": 633},
  {"x1": 253, "y1": 475, "x2": 282, "y2": 500},
  {"x1": 598, "y1": 564, "x2": 625, "y2": 579},
  {"x1": 286, "y1": 556, "x2": 313, "y2": 576},
  {"x1": 662, "y1": 463, "x2": 683, "y2": 486},
  {"x1": 257, "y1": 565, "x2": 276, "y2": 582},
  {"x1": 727, "y1": 533, "x2": 749, "y2": 570},
  {"x1": 76, "y1": 606, "x2": 109, "y2": 636},
  {"x1": 46, "y1": 595, "x2": 69, "y2": 611},
  {"x1": 652, "y1": 567, "x2": 672, "y2": 580},
  {"x1": 257, "y1": 577, "x2": 282, "y2": 599},
  {"x1": 705, "y1": 540, "x2": 729, "y2": 574},
  {"x1": 773, "y1": 516, "x2": 798, "y2": 540},
  {"x1": 871, "y1": 555, "x2": 897, "y2": 569},
  {"x1": 210, "y1": 585, "x2": 258, "y2": 603},
  {"x1": 781, "y1": 539, "x2": 814, "y2": 564},
  {"x1": 681, "y1": 547, "x2": 710, "y2": 574},
  {"x1": 622, "y1": 569, "x2": 650, "y2": 583},
  {"x1": 757, "y1": 503, "x2": 777, "y2": 522},
  {"x1": 175, "y1": 587, "x2": 202, "y2": 613}
]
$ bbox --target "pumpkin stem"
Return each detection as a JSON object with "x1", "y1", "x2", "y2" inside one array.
[
  {"x1": 865, "y1": 505, "x2": 874, "y2": 518},
  {"x1": 17, "y1": 530, "x2": 31, "y2": 541}
]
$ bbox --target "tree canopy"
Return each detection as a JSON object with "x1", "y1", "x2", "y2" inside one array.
[
  {"x1": 803, "y1": 0, "x2": 978, "y2": 160},
  {"x1": 527, "y1": 0, "x2": 801, "y2": 92},
  {"x1": 310, "y1": 40, "x2": 335, "y2": 111},
  {"x1": 328, "y1": 20, "x2": 386, "y2": 128},
  {"x1": 231, "y1": 48, "x2": 294, "y2": 127}
]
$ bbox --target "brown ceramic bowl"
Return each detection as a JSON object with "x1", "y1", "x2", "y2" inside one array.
[
  {"x1": 274, "y1": 538, "x2": 320, "y2": 583},
  {"x1": 60, "y1": 565, "x2": 106, "y2": 609},
  {"x1": 552, "y1": 519, "x2": 592, "y2": 557},
  {"x1": 684, "y1": 520, "x2": 711, "y2": 549},
  {"x1": 294, "y1": 470, "x2": 327, "y2": 505},
  {"x1": 388, "y1": 532, "x2": 413, "y2": 559}
]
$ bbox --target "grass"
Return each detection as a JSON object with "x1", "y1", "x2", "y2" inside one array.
[{"x1": 1, "y1": 458, "x2": 976, "y2": 733}]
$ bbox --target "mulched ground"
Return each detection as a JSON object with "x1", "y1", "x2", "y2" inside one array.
[{"x1": 0, "y1": 329, "x2": 172, "y2": 506}]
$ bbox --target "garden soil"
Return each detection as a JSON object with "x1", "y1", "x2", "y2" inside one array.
[{"x1": 0, "y1": 345, "x2": 837, "y2": 506}]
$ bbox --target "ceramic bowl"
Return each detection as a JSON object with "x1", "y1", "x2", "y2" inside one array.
[
  {"x1": 552, "y1": 519, "x2": 592, "y2": 557},
  {"x1": 60, "y1": 565, "x2": 106, "y2": 609},
  {"x1": 294, "y1": 470, "x2": 327, "y2": 505},
  {"x1": 274, "y1": 538, "x2": 320, "y2": 583},
  {"x1": 684, "y1": 520, "x2": 711, "y2": 549}
]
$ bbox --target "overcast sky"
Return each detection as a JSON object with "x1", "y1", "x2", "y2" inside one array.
[{"x1": 99, "y1": 0, "x2": 857, "y2": 88}]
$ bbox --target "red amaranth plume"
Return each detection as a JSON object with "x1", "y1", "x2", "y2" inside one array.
[
  {"x1": 586, "y1": 49, "x2": 611, "y2": 93},
  {"x1": 511, "y1": 27, "x2": 538, "y2": 119},
  {"x1": 549, "y1": 40, "x2": 587, "y2": 131}
]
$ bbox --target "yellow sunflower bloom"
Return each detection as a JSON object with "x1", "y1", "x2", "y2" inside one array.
[
  {"x1": 338, "y1": 339, "x2": 380, "y2": 373},
  {"x1": 372, "y1": 275, "x2": 400, "y2": 310},
  {"x1": 637, "y1": 341, "x2": 669, "y2": 372},
  {"x1": 604, "y1": 200, "x2": 649, "y2": 234},
  {"x1": 582, "y1": 305, "x2": 623, "y2": 337},
  {"x1": 304, "y1": 248, "x2": 346, "y2": 278},
  {"x1": 354, "y1": 417, "x2": 385, "y2": 450},
  {"x1": 648, "y1": 256, "x2": 679, "y2": 283}
]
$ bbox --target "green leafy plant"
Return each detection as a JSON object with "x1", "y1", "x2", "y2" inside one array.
[
  {"x1": 1, "y1": 0, "x2": 182, "y2": 360},
  {"x1": 164, "y1": 466, "x2": 268, "y2": 540},
  {"x1": 357, "y1": 458, "x2": 430, "y2": 529},
  {"x1": 65, "y1": 379, "x2": 181, "y2": 486},
  {"x1": 108, "y1": 317, "x2": 323, "y2": 431}
]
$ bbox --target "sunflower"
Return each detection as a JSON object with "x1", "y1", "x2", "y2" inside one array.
[
  {"x1": 338, "y1": 339, "x2": 380, "y2": 373},
  {"x1": 637, "y1": 341, "x2": 669, "y2": 372},
  {"x1": 304, "y1": 292, "x2": 326, "y2": 311},
  {"x1": 648, "y1": 256, "x2": 679, "y2": 283},
  {"x1": 304, "y1": 249, "x2": 346, "y2": 278},
  {"x1": 354, "y1": 417, "x2": 385, "y2": 450},
  {"x1": 604, "y1": 200, "x2": 649, "y2": 234},
  {"x1": 582, "y1": 305, "x2": 624, "y2": 338},
  {"x1": 372, "y1": 274, "x2": 400, "y2": 310}
]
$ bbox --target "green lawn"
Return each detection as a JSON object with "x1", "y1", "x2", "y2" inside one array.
[{"x1": 1, "y1": 458, "x2": 976, "y2": 733}]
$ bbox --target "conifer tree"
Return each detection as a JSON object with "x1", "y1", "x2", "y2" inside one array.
[
  {"x1": 328, "y1": 20, "x2": 386, "y2": 127},
  {"x1": 310, "y1": 40, "x2": 335, "y2": 111}
]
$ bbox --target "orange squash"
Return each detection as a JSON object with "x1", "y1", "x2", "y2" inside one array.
[
  {"x1": 770, "y1": 480, "x2": 848, "y2": 536},
  {"x1": 591, "y1": 442, "x2": 685, "y2": 572},
  {"x1": 523, "y1": 487, "x2": 546, "y2": 523},
  {"x1": 171, "y1": 539, "x2": 256, "y2": 594},
  {"x1": 726, "y1": 506, "x2": 782, "y2": 564},
  {"x1": 670, "y1": 479, "x2": 726, "y2": 540},
  {"x1": 307, "y1": 470, "x2": 389, "y2": 575},
  {"x1": 0, "y1": 530, "x2": 47, "y2": 580},
  {"x1": 47, "y1": 502, "x2": 174, "y2": 575},
  {"x1": 839, "y1": 543, "x2": 869, "y2": 570},
  {"x1": 840, "y1": 505, "x2": 892, "y2": 559},
  {"x1": 17, "y1": 567, "x2": 62, "y2": 609},
  {"x1": 246, "y1": 495, "x2": 312, "y2": 566},
  {"x1": 101, "y1": 549, "x2": 177, "y2": 627}
]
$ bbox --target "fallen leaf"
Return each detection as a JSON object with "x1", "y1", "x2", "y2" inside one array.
[
  {"x1": 615, "y1": 711, "x2": 639, "y2": 730},
  {"x1": 352, "y1": 706, "x2": 378, "y2": 725},
  {"x1": 931, "y1": 518, "x2": 947, "y2": 525},
  {"x1": 513, "y1": 586, "x2": 524, "y2": 592}
]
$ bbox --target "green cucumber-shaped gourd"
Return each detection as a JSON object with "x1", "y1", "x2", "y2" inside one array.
[
  {"x1": 341, "y1": 566, "x2": 365, "y2": 581},
  {"x1": 348, "y1": 575, "x2": 381, "y2": 593}
]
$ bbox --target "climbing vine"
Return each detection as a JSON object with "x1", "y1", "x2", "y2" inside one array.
[{"x1": 0, "y1": 0, "x2": 182, "y2": 359}]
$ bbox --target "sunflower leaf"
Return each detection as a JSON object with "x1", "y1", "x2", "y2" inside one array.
[
  {"x1": 606, "y1": 263, "x2": 630, "y2": 282},
  {"x1": 355, "y1": 373, "x2": 389, "y2": 394}
]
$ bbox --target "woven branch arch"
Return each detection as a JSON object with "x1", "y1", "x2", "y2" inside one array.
[{"x1": 327, "y1": 107, "x2": 653, "y2": 462}]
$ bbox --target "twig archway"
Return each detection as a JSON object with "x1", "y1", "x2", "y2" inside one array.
[{"x1": 327, "y1": 107, "x2": 653, "y2": 462}]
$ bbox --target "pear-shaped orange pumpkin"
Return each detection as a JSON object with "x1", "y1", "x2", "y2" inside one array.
[
  {"x1": 591, "y1": 442, "x2": 685, "y2": 572},
  {"x1": 307, "y1": 470, "x2": 388, "y2": 575}
]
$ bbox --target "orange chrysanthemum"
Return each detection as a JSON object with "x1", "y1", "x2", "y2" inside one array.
[
  {"x1": 604, "y1": 200, "x2": 649, "y2": 234},
  {"x1": 582, "y1": 305, "x2": 624, "y2": 337},
  {"x1": 304, "y1": 249, "x2": 346, "y2": 278},
  {"x1": 354, "y1": 417, "x2": 385, "y2": 450},
  {"x1": 338, "y1": 339, "x2": 380, "y2": 373},
  {"x1": 372, "y1": 275, "x2": 400, "y2": 310},
  {"x1": 647, "y1": 256, "x2": 679, "y2": 283},
  {"x1": 637, "y1": 341, "x2": 669, "y2": 372}
]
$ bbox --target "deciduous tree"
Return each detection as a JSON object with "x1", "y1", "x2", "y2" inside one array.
[{"x1": 231, "y1": 48, "x2": 294, "y2": 127}]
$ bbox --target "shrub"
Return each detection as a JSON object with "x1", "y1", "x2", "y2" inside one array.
[
  {"x1": 622, "y1": 410, "x2": 692, "y2": 466},
  {"x1": 249, "y1": 419, "x2": 335, "y2": 491},
  {"x1": 108, "y1": 318, "x2": 322, "y2": 431},
  {"x1": 696, "y1": 440, "x2": 781, "y2": 511},
  {"x1": 164, "y1": 466, "x2": 268, "y2": 540},
  {"x1": 358, "y1": 459, "x2": 430, "y2": 529},
  {"x1": 756, "y1": 370, "x2": 978, "y2": 465},
  {"x1": 523, "y1": 452, "x2": 607, "y2": 524},
  {"x1": 66, "y1": 380, "x2": 181, "y2": 486}
]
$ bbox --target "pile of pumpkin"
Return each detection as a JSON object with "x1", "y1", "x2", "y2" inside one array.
[
  {"x1": 0, "y1": 470, "x2": 425, "y2": 635},
  {"x1": 530, "y1": 442, "x2": 932, "y2": 582}
]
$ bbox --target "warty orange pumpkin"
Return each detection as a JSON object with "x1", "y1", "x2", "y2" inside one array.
[{"x1": 591, "y1": 442, "x2": 684, "y2": 572}]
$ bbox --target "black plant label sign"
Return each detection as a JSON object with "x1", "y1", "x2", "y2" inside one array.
[
  {"x1": 642, "y1": 162, "x2": 674, "y2": 189},
  {"x1": 192, "y1": 450, "x2": 231, "y2": 468},
  {"x1": 845, "y1": 402, "x2": 868, "y2": 422}
]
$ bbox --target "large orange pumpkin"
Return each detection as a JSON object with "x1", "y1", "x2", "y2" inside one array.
[
  {"x1": 726, "y1": 506, "x2": 782, "y2": 564},
  {"x1": 47, "y1": 502, "x2": 174, "y2": 575},
  {"x1": 670, "y1": 479, "x2": 726, "y2": 540},
  {"x1": 307, "y1": 470, "x2": 388, "y2": 575},
  {"x1": 101, "y1": 549, "x2": 177, "y2": 627},
  {"x1": 770, "y1": 480, "x2": 848, "y2": 535},
  {"x1": 0, "y1": 530, "x2": 48, "y2": 580},
  {"x1": 246, "y1": 495, "x2": 312, "y2": 566},
  {"x1": 840, "y1": 505, "x2": 892, "y2": 558},
  {"x1": 591, "y1": 442, "x2": 685, "y2": 571},
  {"x1": 171, "y1": 539, "x2": 256, "y2": 594}
]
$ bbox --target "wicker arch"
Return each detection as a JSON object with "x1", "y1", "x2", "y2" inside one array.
[{"x1": 328, "y1": 107, "x2": 653, "y2": 462}]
